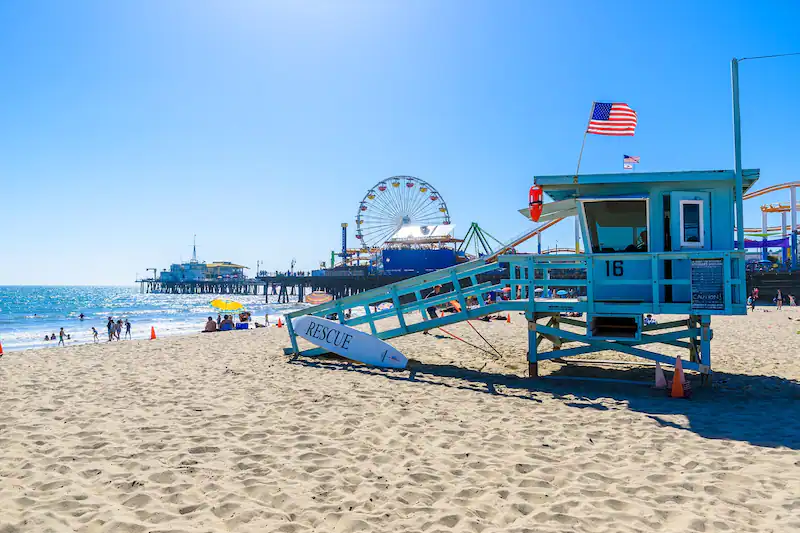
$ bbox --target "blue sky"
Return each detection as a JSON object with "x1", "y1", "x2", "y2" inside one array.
[{"x1": 1, "y1": 1, "x2": 798, "y2": 285}]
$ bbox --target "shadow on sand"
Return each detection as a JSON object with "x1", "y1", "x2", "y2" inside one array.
[{"x1": 287, "y1": 356, "x2": 800, "y2": 450}]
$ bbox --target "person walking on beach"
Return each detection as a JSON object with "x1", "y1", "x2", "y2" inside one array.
[
  {"x1": 114, "y1": 319, "x2": 123, "y2": 340},
  {"x1": 58, "y1": 327, "x2": 66, "y2": 346},
  {"x1": 124, "y1": 320, "x2": 131, "y2": 339},
  {"x1": 423, "y1": 285, "x2": 442, "y2": 335},
  {"x1": 92, "y1": 327, "x2": 99, "y2": 342},
  {"x1": 776, "y1": 289, "x2": 783, "y2": 310},
  {"x1": 106, "y1": 317, "x2": 114, "y2": 341}
]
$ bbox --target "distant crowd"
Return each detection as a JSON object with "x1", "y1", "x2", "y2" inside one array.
[
  {"x1": 44, "y1": 315, "x2": 132, "y2": 346},
  {"x1": 748, "y1": 287, "x2": 796, "y2": 311},
  {"x1": 203, "y1": 311, "x2": 260, "y2": 333},
  {"x1": 104, "y1": 317, "x2": 132, "y2": 341}
]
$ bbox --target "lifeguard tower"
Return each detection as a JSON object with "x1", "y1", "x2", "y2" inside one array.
[{"x1": 513, "y1": 168, "x2": 757, "y2": 381}]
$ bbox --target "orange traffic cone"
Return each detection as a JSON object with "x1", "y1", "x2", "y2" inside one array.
[
  {"x1": 670, "y1": 357, "x2": 685, "y2": 398},
  {"x1": 506, "y1": 313, "x2": 511, "y2": 324},
  {"x1": 654, "y1": 362, "x2": 667, "y2": 389},
  {"x1": 150, "y1": 327, "x2": 157, "y2": 340},
  {"x1": 277, "y1": 318, "x2": 283, "y2": 328}
]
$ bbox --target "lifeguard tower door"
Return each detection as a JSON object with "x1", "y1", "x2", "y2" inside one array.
[{"x1": 670, "y1": 191, "x2": 711, "y2": 302}]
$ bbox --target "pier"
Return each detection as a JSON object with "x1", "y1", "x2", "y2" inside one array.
[{"x1": 136, "y1": 278, "x2": 265, "y2": 295}]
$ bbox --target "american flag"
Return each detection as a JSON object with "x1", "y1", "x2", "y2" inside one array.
[
  {"x1": 587, "y1": 102, "x2": 637, "y2": 136},
  {"x1": 623, "y1": 155, "x2": 640, "y2": 164}
]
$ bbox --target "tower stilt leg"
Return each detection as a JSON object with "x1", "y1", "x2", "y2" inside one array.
[{"x1": 527, "y1": 320, "x2": 539, "y2": 379}]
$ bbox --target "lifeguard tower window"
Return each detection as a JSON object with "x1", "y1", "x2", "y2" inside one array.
[
  {"x1": 679, "y1": 200, "x2": 704, "y2": 247},
  {"x1": 583, "y1": 199, "x2": 649, "y2": 253}
]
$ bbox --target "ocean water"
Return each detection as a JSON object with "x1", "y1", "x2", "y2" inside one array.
[{"x1": 0, "y1": 286, "x2": 306, "y2": 352}]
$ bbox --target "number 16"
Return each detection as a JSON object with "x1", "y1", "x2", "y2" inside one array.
[{"x1": 606, "y1": 260, "x2": 623, "y2": 277}]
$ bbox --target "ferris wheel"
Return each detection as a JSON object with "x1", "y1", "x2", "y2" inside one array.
[{"x1": 355, "y1": 176, "x2": 451, "y2": 249}]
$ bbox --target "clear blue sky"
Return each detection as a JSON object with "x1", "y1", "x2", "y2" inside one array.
[{"x1": 1, "y1": 1, "x2": 798, "y2": 285}]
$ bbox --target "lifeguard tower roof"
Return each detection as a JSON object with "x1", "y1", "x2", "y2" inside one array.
[{"x1": 536, "y1": 169, "x2": 760, "y2": 202}]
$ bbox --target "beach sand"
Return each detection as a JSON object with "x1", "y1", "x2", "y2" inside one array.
[{"x1": 0, "y1": 309, "x2": 798, "y2": 532}]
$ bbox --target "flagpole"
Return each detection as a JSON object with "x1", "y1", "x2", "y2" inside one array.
[{"x1": 575, "y1": 102, "x2": 595, "y2": 176}]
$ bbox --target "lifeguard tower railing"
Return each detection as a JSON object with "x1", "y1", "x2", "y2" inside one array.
[{"x1": 284, "y1": 248, "x2": 746, "y2": 377}]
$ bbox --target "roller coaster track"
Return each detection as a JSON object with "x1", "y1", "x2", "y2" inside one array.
[
  {"x1": 743, "y1": 181, "x2": 800, "y2": 201},
  {"x1": 737, "y1": 182, "x2": 800, "y2": 233}
]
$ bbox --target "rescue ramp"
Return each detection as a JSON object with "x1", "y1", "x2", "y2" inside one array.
[
  {"x1": 283, "y1": 256, "x2": 511, "y2": 358},
  {"x1": 283, "y1": 219, "x2": 562, "y2": 358}
]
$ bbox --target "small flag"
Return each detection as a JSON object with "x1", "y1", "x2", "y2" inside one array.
[
  {"x1": 623, "y1": 155, "x2": 640, "y2": 164},
  {"x1": 587, "y1": 102, "x2": 637, "y2": 136},
  {"x1": 623, "y1": 163, "x2": 634, "y2": 170}
]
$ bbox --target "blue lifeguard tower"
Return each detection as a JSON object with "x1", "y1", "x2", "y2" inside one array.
[{"x1": 283, "y1": 59, "x2": 756, "y2": 385}]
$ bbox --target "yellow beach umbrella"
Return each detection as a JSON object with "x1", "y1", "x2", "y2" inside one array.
[{"x1": 210, "y1": 299, "x2": 243, "y2": 312}]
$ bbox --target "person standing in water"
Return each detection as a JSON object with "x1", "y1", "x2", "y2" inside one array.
[
  {"x1": 92, "y1": 327, "x2": 99, "y2": 342},
  {"x1": 106, "y1": 317, "x2": 114, "y2": 342},
  {"x1": 124, "y1": 319, "x2": 132, "y2": 339},
  {"x1": 58, "y1": 327, "x2": 66, "y2": 346}
]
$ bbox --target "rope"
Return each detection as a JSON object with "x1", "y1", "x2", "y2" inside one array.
[
  {"x1": 430, "y1": 305, "x2": 502, "y2": 359},
  {"x1": 437, "y1": 326, "x2": 497, "y2": 358},
  {"x1": 465, "y1": 320, "x2": 503, "y2": 358}
]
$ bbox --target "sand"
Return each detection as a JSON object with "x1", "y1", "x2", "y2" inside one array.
[{"x1": 0, "y1": 308, "x2": 798, "y2": 532}]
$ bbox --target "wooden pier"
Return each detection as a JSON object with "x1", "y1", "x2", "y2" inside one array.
[{"x1": 136, "y1": 278, "x2": 266, "y2": 295}]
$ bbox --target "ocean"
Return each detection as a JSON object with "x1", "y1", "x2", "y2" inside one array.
[{"x1": 0, "y1": 286, "x2": 306, "y2": 352}]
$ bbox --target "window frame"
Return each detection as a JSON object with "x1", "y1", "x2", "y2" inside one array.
[
  {"x1": 579, "y1": 197, "x2": 651, "y2": 254},
  {"x1": 678, "y1": 199, "x2": 704, "y2": 248}
]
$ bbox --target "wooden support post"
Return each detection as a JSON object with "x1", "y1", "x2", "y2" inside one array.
[
  {"x1": 551, "y1": 315, "x2": 562, "y2": 350},
  {"x1": 700, "y1": 315, "x2": 712, "y2": 385},
  {"x1": 688, "y1": 315, "x2": 699, "y2": 363},
  {"x1": 528, "y1": 319, "x2": 539, "y2": 378}
]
